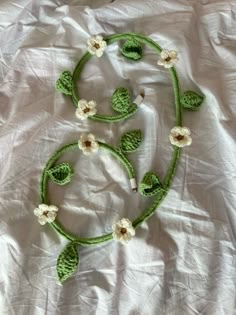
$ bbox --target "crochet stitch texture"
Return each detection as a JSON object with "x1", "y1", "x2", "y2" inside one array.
[{"x1": 36, "y1": 32, "x2": 204, "y2": 283}]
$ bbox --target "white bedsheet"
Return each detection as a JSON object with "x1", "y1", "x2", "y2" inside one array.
[{"x1": 0, "y1": 1, "x2": 236, "y2": 314}]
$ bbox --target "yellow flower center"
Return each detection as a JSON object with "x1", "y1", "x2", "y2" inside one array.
[
  {"x1": 164, "y1": 56, "x2": 171, "y2": 62},
  {"x1": 84, "y1": 140, "x2": 91, "y2": 147},
  {"x1": 176, "y1": 135, "x2": 184, "y2": 141},
  {"x1": 120, "y1": 228, "x2": 127, "y2": 235},
  {"x1": 94, "y1": 43, "x2": 100, "y2": 49},
  {"x1": 83, "y1": 108, "x2": 90, "y2": 113}
]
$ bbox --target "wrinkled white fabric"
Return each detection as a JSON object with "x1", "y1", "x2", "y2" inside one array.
[{"x1": 0, "y1": 0, "x2": 236, "y2": 314}]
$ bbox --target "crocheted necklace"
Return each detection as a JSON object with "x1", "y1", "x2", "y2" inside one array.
[{"x1": 35, "y1": 33, "x2": 204, "y2": 283}]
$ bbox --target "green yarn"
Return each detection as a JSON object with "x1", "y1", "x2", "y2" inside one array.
[
  {"x1": 139, "y1": 171, "x2": 163, "y2": 196},
  {"x1": 40, "y1": 138, "x2": 137, "y2": 204},
  {"x1": 57, "y1": 242, "x2": 79, "y2": 283},
  {"x1": 89, "y1": 103, "x2": 138, "y2": 122},
  {"x1": 45, "y1": 35, "x2": 184, "y2": 249},
  {"x1": 112, "y1": 87, "x2": 131, "y2": 113},
  {"x1": 56, "y1": 33, "x2": 163, "y2": 123},
  {"x1": 56, "y1": 71, "x2": 73, "y2": 96},
  {"x1": 47, "y1": 162, "x2": 73, "y2": 186},
  {"x1": 180, "y1": 90, "x2": 204, "y2": 111},
  {"x1": 120, "y1": 130, "x2": 142, "y2": 153},
  {"x1": 36, "y1": 33, "x2": 207, "y2": 282},
  {"x1": 121, "y1": 39, "x2": 143, "y2": 60},
  {"x1": 99, "y1": 142, "x2": 136, "y2": 179},
  {"x1": 38, "y1": 131, "x2": 142, "y2": 253}
]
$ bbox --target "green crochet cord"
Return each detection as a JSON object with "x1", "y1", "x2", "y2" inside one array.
[
  {"x1": 38, "y1": 33, "x2": 205, "y2": 282},
  {"x1": 42, "y1": 36, "x2": 182, "y2": 245},
  {"x1": 56, "y1": 33, "x2": 165, "y2": 123},
  {"x1": 40, "y1": 140, "x2": 137, "y2": 242}
]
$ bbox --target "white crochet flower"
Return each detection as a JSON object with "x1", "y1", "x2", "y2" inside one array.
[
  {"x1": 76, "y1": 99, "x2": 97, "y2": 120},
  {"x1": 87, "y1": 35, "x2": 107, "y2": 57},
  {"x1": 112, "y1": 218, "x2": 135, "y2": 244},
  {"x1": 157, "y1": 49, "x2": 178, "y2": 68},
  {"x1": 34, "y1": 204, "x2": 58, "y2": 225},
  {"x1": 78, "y1": 133, "x2": 99, "y2": 155},
  {"x1": 169, "y1": 126, "x2": 192, "y2": 147}
]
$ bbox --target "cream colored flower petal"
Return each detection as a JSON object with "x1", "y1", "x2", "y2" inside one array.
[
  {"x1": 88, "y1": 100, "x2": 96, "y2": 108},
  {"x1": 78, "y1": 99, "x2": 88, "y2": 107},
  {"x1": 88, "y1": 108, "x2": 97, "y2": 116},
  {"x1": 38, "y1": 215, "x2": 47, "y2": 225},
  {"x1": 34, "y1": 207, "x2": 44, "y2": 217},
  {"x1": 96, "y1": 49, "x2": 104, "y2": 58},
  {"x1": 169, "y1": 50, "x2": 178, "y2": 58},
  {"x1": 79, "y1": 141, "x2": 88, "y2": 150},
  {"x1": 90, "y1": 146, "x2": 99, "y2": 154},
  {"x1": 38, "y1": 204, "x2": 49, "y2": 212},
  {"x1": 87, "y1": 46, "x2": 96, "y2": 55},
  {"x1": 82, "y1": 147, "x2": 93, "y2": 155},
  {"x1": 75, "y1": 109, "x2": 87, "y2": 120},
  {"x1": 160, "y1": 49, "x2": 169, "y2": 59},
  {"x1": 48, "y1": 205, "x2": 58, "y2": 212},
  {"x1": 128, "y1": 227, "x2": 136, "y2": 236},
  {"x1": 77, "y1": 107, "x2": 86, "y2": 115},
  {"x1": 176, "y1": 139, "x2": 190, "y2": 148},
  {"x1": 100, "y1": 41, "x2": 107, "y2": 48},
  {"x1": 90, "y1": 140, "x2": 99, "y2": 150},
  {"x1": 79, "y1": 133, "x2": 89, "y2": 142},
  {"x1": 113, "y1": 232, "x2": 123, "y2": 242},
  {"x1": 170, "y1": 126, "x2": 182, "y2": 135},
  {"x1": 95, "y1": 35, "x2": 103, "y2": 42},
  {"x1": 185, "y1": 136, "x2": 192, "y2": 146},
  {"x1": 181, "y1": 127, "x2": 191, "y2": 136},
  {"x1": 87, "y1": 37, "x2": 96, "y2": 45},
  {"x1": 78, "y1": 140, "x2": 85, "y2": 150},
  {"x1": 120, "y1": 218, "x2": 132, "y2": 228},
  {"x1": 47, "y1": 211, "x2": 57, "y2": 223},
  {"x1": 169, "y1": 135, "x2": 179, "y2": 146},
  {"x1": 157, "y1": 59, "x2": 165, "y2": 66},
  {"x1": 87, "y1": 134, "x2": 96, "y2": 142}
]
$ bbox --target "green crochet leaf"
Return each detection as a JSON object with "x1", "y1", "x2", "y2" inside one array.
[
  {"x1": 47, "y1": 163, "x2": 73, "y2": 185},
  {"x1": 121, "y1": 39, "x2": 143, "y2": 60},
  {"x1": 139, "y1": 171, "x2": 163, "y2": 197},
  {"x1": 180, "y1": 91, "x2": 204, "y2": 111},
  {"x1": 57, "y1": 242, "x2": 79, "y2": 283},
  {"x1": 112, "y1": 87, "x2": 131, "y2": 113},
  {"x1": 56, "y1": 71, "x2": 73, "y2": 96},
  {"x1": 120, "y1": 130, "x2": 142, "y2": 153}
]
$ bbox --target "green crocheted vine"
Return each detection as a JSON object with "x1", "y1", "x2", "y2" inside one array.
[
  {"x1": 39, "y1": 33, "x2": 205, "y2": 283},
  {"x1": 55, "y1": 37, "x2": 146, "y2": 123}
]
